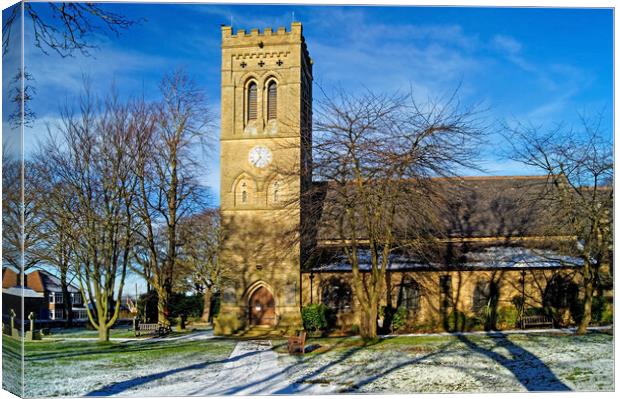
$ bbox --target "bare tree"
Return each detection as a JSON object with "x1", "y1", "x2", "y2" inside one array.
[
  {"x1": 3, "y1": 2, "x2": 135, "y2": 135},
  {"x1": 3, "y1": 2, "x2": 134, "y2": 57},
  {"x1": 7, "y1": 69, "x2": 37, "y2": 129},
  {"x1": 505, "y1": 116, "x2": 613, "y2": 334},
  {"x1": 41, "y1": 85, "x2": 138, "y2": 341},
  {"x1": 2, "y1": 157, "x2": 48, "y2": 285},
  {"x1": 178, "y1": 209, "x2": 227, "y2": 323},
  {"x1": 132, "y1": 70, "x2": 211, "y2": 326},
  {"x1": 31, "y1": 160, "x2": 77, "y2": 327},
  {"x1": 310, "y1": 87, "x2": 485, "y2": 338}
]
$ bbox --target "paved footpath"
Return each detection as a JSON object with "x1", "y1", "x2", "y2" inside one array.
[{"x1": 120, "y1": 339, "x2": 332, "y2": 396}]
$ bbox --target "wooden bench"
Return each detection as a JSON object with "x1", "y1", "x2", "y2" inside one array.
[
  {"x1": 288, "y1": 331, "x2": 307, "y2": 354},
  {"x1": 134, "y1": 323, "x2": 171, "y2": 337},
  {"x1": 520, "y1": 315, "x2": 553, "y2": 329}
]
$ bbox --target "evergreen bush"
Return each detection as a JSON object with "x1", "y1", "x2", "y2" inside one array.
[
  {"x1": 301, "y1": 304, "x2": 329, "y2": 333},
  {"x1": 391, "y1": 307, "x2": 407, "y2": 332},
  {"x1": 592, "y1": 296, "x2": 613, "y2": 325}
]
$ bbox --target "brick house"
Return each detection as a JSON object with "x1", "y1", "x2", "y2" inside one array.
[
  {"x1": 2, "y1": 267, "x2": 88, "y2": 321},
  {"x1": 2, "y1": 266, "x2": 45, "y2": 326}
]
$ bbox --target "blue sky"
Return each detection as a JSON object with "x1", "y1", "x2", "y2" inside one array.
[{"x1": 6, "y1": 3, "x2": 614, "y2": 201}]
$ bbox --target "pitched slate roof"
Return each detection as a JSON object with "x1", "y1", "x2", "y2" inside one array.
[
  {"x1": 1, "y1": 267, "x2": 81, "y2": 294},
  {"x1": 436, "y1": 175, "x2": 554, "y2": 238},
  {"x1": 310, "y1": 175, "x2": 556, "y2": 243},
  {"x1": 27, "y1": 270, "x2": 80, "y2": 293}
]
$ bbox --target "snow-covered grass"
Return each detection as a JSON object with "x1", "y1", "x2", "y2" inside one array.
[
  {"x1": 275, "y1": 331, "x2": 614, "y2": 393},
  {"x1": 23, "y1": 335, "x2": 236, "y2": 397},
  {"x1": 44, "y1": 327, "x2": 137, "y2": 339},
  {"x1": 2, "y1": 336, "x2": 23, "y2": 396},
  {"x1": 15, "y1": 330, "x2": 614, "y2": 396}
]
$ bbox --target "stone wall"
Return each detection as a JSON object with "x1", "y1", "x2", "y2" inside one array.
[{"x1": 301, "y1": 268, "x2": 583, "y2": 332}]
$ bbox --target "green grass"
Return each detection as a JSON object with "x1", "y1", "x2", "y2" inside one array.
[
  {"x1": 273, "y1": 334, "x2": 459, "y2": 355},
  {"x1": 25, "y1": 337, "x2": 233, "y2": 364},
  {"x1": 565, "y1": 367, "x2": 594, "y2": 383}
]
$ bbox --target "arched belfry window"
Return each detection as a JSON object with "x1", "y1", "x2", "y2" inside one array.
[
  {"x1": 247, "y1": 82, "x2": 257, "y2": 121},
  {"x1": 267, "y1": 81, "x2": 277, "y2": 120}
]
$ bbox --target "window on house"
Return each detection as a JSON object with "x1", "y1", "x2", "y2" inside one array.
[
  {"x1": 267, "y1": 81, "x2": 277, "y2": 120},
  {"x1": 54, "y1": 293, "x2": 63, "y2": 304},
  {"x1": 73, "y1": 309, "x2": 88, "y2": 320},
  {"x1": 247, "y1": 82, "x2": 257, "y2": 120},
  {"x1": 49, "y1": 293, "x2": 54, "y2": 304},
  {"x1": 321, "y1": 278, "x2": 352, "y2": 312},
  {"x1": 49, "y1": 310, "x2": 54, "y2": 319},
  {"x1": 72, "y1": 292, "x2": 83, "y2": 305},
  {"x1": 55, "y1": 308, "x2": 64, "y2": 320}
]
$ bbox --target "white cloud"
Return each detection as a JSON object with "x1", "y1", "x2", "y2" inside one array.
[
  {"x1": 302, "y1": 8, "x2": 484, "y2": 103},
  {"x1": 492, "y1": 34, "x2": 522, "y2": 55}
]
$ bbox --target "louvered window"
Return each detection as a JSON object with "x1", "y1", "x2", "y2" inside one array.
[
  {"x1": 267, "y1": 81, "x2": 277, "y2": 120},
  {"x1": 247, "y1": 82, "x2": 257, "y2": 120}
]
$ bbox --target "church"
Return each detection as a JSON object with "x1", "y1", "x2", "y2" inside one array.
[{"x1": 214, "y1": 23, "x2": 584, "y2": 335}]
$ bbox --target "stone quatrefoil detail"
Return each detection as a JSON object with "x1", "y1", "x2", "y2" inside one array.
[{"x1": 240, "y1": 60, "x2": 283, "y2": 68}]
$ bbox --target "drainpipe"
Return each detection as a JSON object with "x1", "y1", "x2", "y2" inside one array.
[
  {"x1": 520, "y1": 269, "x2": 526, "y2": 329},
  {"x1": 309, "y1": 272, "x2": 315, "y2": 304}
]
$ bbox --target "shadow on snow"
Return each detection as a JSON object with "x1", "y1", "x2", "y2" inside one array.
[
  {"x1": 455, "y1": 332, "x2": 570, "y2": 391},
  {"x1": 84, "y1": 332, "x2": 576, "y2": 395}
]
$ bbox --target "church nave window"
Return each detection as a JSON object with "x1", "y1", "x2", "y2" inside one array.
[{"x1": 321, "y1": 278, "x2": 352, "y2": 312}]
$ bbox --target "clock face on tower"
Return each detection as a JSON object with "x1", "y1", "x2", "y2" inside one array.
[{"x1": 248, "y1": 145, "x2": 272, "y2": 169}]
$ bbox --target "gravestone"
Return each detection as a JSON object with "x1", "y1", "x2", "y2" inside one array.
[
  {"x1": 25, "y1": 312, "x2": 41, "y2": 341},
  {"x1": 9, "y1": 309, "x2": 19, "y2": 338}
]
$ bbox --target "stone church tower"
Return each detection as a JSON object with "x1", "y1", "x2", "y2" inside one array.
[{"x1": 215, "y1": 23, "x2": 313, "y2": 334}]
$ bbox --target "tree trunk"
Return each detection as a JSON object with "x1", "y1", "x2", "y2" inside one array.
[
  {"x1": 98, "y1": 324, "x2": 110, "y2": 342},
  {"x1": 157, "y1": 290, "x2": 169, "y2": 326},
  {"x1": 360, "y1": 302, "x2": 378, "y2": 339},
  {"x1": 577, "y1": 273, "x2": 594, "y2": 335},
  {"x1": 201, "y1": 289, "x2": 212, "y2": 323}
]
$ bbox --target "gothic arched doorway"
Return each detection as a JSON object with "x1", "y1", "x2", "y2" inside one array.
[{"x1": 249, "y1": 286, "x2": 276, "y2": 326}]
